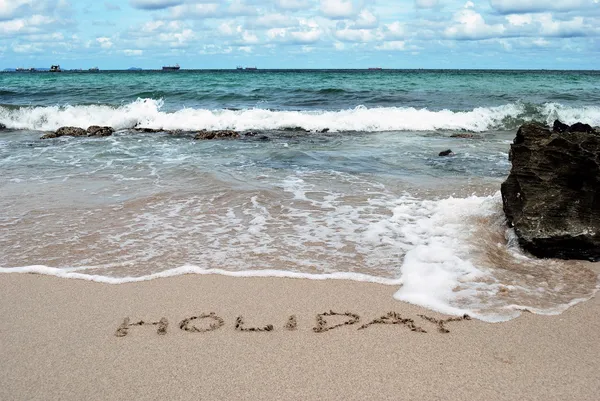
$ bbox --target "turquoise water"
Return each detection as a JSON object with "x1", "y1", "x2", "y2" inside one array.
[
  {"x1": 1, "y1": 69, "x2": 599, "y2": 112},
  {"x1": 0, "y1": 70, "x2": 598, "y2": 321}
]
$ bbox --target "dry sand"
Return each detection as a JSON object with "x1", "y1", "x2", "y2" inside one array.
[{"x1": 1, "y1": 272, "x2": 599, "y2": 401}]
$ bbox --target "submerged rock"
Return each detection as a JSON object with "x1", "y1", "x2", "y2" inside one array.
[
  {"x1": 194, "y1": 130, "x2": 240, "y2": 140},
  {"x1": 501, "y1": 121, "x2": 600, "y2": 261},
  {"x1": 87, "y1": 125, "x2": 114, "y2": 137},
  {"x1": 438, "y1": 149, "x2": 454, "y2": 156},
  {"x1": 450, "y1": 133, "x2": 480, "y2": 139}
]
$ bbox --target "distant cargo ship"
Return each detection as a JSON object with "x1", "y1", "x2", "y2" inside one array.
[
  {"x1": 368, "y1": 67, "x2": 382, "y2": 70},
  {"x1": 50, "y1": 65, "x2": 61, "y2": 72},
  {"x1": 244, "y1": 67, "x2": 257, "y2": 70},
  {"x1": 162, "y1": 64, "x2": 180, "y2": 71},
  {"x1": 89, "y1": 67, "x2": 99, "y2": 72}
]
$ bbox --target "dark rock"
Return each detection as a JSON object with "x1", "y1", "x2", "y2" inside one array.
[
  {"x1": 87, "y1": 125, "x2": 114, "y2": 137},
  {"x1": 501, "y1": 122, "x2": 600, "y2": 260},
  {"x1": 194, "y1": 130, "x2": 240, "y2": 140},
  {"x1": 258, "y1": 135, "x2": 269, "y2": 141},
  {"x1": 450, "y1": 133, "x2": 480, "y2": 139},
  {"x1": 552, "y1": 119, "x2": 570, "y2": 133},
  {"x1": 244, "y1": 131, "x2": 258, "y2": 137},
  {"x1": 568, "y1": 122, "x2": 595, "y2": 134},
  {"x1": 282, "y1": 127, "x2": 309, "y2": 132},
  {"x1": 0, "y1": 123, "x2": 6, "y2": 130},
  {"x1": 438, "y1": 149, "x2": 454, "y2": 156},
  {"x1": 320, "y1": 128, "x2": 330, "y2": 133},
  {"x1": 41, "y1": 126, "x2": 87, "y2": 139},
  {"x1": 133, "y1": 127, "x2": 163, "y2": 133}
]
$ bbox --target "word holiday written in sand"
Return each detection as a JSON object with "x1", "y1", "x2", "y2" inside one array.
[{"x1": 115, "y1": 311, "x2": 471, "y2": 337}]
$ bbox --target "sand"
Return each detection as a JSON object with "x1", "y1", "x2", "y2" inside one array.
[{"x1": 1, "y1": 272, "x2": 599, "y2": 401}]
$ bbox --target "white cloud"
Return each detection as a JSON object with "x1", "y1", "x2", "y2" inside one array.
[
  {"x1": 506, "y1": 14, "x2": 533, "y2": 26},
  {"x1": 0, "y1": 0, "x2": 32, "y2": 20},
  {"x1": 415, "y1": 0, "x2": 438, "y2": 8},
  {"x1": 334, "y1": 27, "x2": 378, "y2": 42},
  {"x1": 0, "y1": 14, "x2": 56, "y2": 36},
  {"x1": 376, "y1": 40, "x2": 406, "y2": 50},
  {"x1": 384, "y1": 21, "x2": 405, "y2": 39},
  {"x1": 0, "y1": 0, "x2": 69, "y2": 21},
  {"x1": 12, "y1": 42, "x2": 43, "y2": 53},
  {"x1": 169, "y1": 3, "x2": 219, "y2": 19},
  {"x1": 445, "y1": 8, "x2": 506, "y2": 39},
  {"x1": 96, "y1": 36, "x2": 113, "y2": 49},
  {"x1": 489, "y1": 0, "x2": 594, "y2": 14},
  {"x1": 129, "y1": 0, "x2": 182, "y2": 10},
  {"x1": 276, "y1": 0, "x2": 312, "y2": 10},
  {"x1": 320, "y1": 0, "x2": 354, "y2": 19},
  {"x1": 248, "y1": 13, "x2": 297, "y2": 28},
  {"x1": 353, "y1": 9, "x2": 378, "y2": 28},
  {"x1": 123, "y1": 49, "x2": 143, "y2": 55},
  {"x1": 536, "y1": 13, "x2": 589, "y2": 37},
  {"x1": 290, "y1": 29, "x2": 322, "y2": 43},
  {"x1": 241, "y1": 30, "x2": 260, "y2": 44},
  {"x1": 218, "y1": 21, "x2": 237, "y2": 36},
  {"x1": 226, "y1": 0, "x2": 258, "y2": 17}
]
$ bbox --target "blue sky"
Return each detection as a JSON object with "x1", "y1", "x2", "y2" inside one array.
[{"x1": 1, "y1": 0, "x2": 599, "y2": 69}]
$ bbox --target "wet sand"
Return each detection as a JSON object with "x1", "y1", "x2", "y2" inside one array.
[{"x1": 1, "y1": 272, "x2": 599, "y2": 401}]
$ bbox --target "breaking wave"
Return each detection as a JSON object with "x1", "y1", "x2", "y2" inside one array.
[{"x1": 1, "y1": 99, "x2": 599, "y2": 133}]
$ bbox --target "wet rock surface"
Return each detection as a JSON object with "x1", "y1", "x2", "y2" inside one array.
[
  {"x1": 450, "y1": 133, "x2": 481, "y2": 139},
  {"x1": 194, "y1": 130, "x2": 240, "y2": 140},
  {"x1": 41, "y1": 126, "x2": 114, "y2": 139},
  {"x1": 501, "y1": 120, "x2": 600, "y2": 261},
  {"x1": 41, "y1": 126, "x2": 87, "y2": 139},
  {"x1": 87, "y1": 126, "x2": 114, "y2": 136}
]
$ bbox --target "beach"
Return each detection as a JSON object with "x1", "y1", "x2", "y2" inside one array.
[
  {"x1": 1, "y1": 272, "x2": 599, "y2": 401},
  {"x1": 2, "y1": 69, "x2": 600, "y2": 400}
]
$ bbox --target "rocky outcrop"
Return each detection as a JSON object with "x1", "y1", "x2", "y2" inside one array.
[
  {"x1": 41, "y1": 126, "x2": 87, "y2": 139},
  {"x1": 194, "y1": 130, "x2": 240, "y2": 140},
  {"x1": 438, "y1": 149, "x2": 453, "y2": 156},
  {"x1": 41, "y1": 126, "x2": 114, "y2": 139},
  {"x1": 0, "y1": 123, "x2": 6, "y2": 130},
  {"x1": 501, "y1": 120, "x2": 600, "y2": 261},
  {"x1": 87, "y1": 126, "x2": 114, "y2": 136}
]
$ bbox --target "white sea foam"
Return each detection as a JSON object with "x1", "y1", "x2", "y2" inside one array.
[
  {"x1": 2, "y1": 99, "x2": 599, "y2": 132},
  {"x1": 1, "y1": 181, "x2": 597, "y2": 323},
  {"x1": 0, "y1": 265, "x2": 403, "y2": 286}
]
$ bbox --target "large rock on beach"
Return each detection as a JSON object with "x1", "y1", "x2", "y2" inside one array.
[
  {"x1": 501, "y1": 120, "x2": 600, "y2": 261},
  {"x1": 194, "y1": 130, "x2": 240, "y2": 140}
]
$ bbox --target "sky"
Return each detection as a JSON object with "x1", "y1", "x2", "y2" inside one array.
[{"x1": 0, "y1": 0, "x2": 599, "y2": 70}]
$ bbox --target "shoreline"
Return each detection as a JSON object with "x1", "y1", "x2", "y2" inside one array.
[{"x1": 1, "y1": 273, "x2": 599, "y2": 400}]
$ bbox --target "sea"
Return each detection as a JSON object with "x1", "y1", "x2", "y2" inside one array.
[{"x1": 1, "y1": 69, "x2": 599, "y2": 322}]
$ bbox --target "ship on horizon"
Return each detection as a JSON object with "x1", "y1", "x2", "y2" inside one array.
[{"x1": 162, "y1": 64, "x2": 180, "y2": 71}]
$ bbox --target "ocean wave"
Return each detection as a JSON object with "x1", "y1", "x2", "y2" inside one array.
[
  {"x1": 1, "y1": 99, "x2": 599, "y2": 133},
  {"x1": 1, "y1": 189, "x2": 597, "y2": 323}
]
